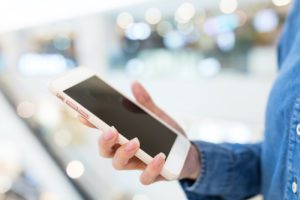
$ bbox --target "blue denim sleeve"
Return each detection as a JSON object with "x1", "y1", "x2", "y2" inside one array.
[{"x1": 180, "y1": 141, "x2": 261, "y2": 200}]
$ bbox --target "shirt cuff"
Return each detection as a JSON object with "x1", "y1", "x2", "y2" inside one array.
[{"x1": 179, "y1": 141, "x2": 233, "y2": 196}]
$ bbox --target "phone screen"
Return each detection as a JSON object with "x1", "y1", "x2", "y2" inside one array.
[{"x1": 64, "y1": 76, "x2": 177, "y2": 157}]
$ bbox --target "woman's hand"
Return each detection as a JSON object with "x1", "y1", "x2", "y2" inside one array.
[{"x1": 79, "y1": 81, "x2": 201, "y2": 184}]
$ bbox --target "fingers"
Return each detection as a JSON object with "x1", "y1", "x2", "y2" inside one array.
[
  {"x1": 112, "y1": 138, "x2": 140, "y2": 170},
  {"x1": 79, "y1": 116, "x2": 96, "y2": 128},
  {"x1": 99, "y1": 129, "x2": 146, "y2": 170},
  {"x1": 98, "y1": 128, "x2": 119, "y2": 157},
  {"x1": 98, "y1": 128, "x2": 166, "y2": 184},
  {"x1": 140, "y1": 153, "x2": 166, "y2": 185}
]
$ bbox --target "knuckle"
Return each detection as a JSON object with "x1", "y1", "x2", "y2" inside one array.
[
  {"x1": 98, "y1": 145, "x2": 113, "y2": 158},
  {"x1": 99, "y1": 133, "x2": 118, "y2": 145},
  {"x1": 99, "y1": 138, "x2": 110, "y2": 147},
  {"x1": 99, "y1": 149, "x2": 111, "y2": 158},
  {"x1": 98, "y1": 143, "x2": 118, "y2": 158}
]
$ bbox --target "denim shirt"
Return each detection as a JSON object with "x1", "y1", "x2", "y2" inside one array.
[{"x1": 180, "y1": 1, "x2": 300, "y2": 199}]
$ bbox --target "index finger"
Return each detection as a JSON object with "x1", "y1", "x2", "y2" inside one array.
[{"x1": 78, "y1": 116, "x2": 96, "y2": 128}]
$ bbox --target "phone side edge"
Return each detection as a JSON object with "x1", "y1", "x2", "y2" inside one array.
[{"x1": 163, "y1": 135, "x2": 191, "y2": 180}]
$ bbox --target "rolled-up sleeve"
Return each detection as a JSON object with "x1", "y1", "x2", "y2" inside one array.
[{"x1": 180, "y1": 141, "x2": 261, "y2": 200}]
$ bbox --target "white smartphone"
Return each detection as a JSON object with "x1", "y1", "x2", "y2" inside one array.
[{"x1": 49, "y1": 67, "x2": 191, "y2": 180}]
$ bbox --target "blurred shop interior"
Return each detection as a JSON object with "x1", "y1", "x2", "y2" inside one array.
[{"x1": 0, "y1": 0, "x2": 291, "y2": 199}]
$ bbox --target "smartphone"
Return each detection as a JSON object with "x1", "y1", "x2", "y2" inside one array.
[{"x1": 49, "y1": 67, "x2": 191, "y2": 180}]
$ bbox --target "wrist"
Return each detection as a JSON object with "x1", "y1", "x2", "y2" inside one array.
[{"x1": 180, "y1": 143, "x2": 201, "y2": 180}]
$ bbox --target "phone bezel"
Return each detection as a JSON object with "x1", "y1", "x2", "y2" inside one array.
[{"x1": 49, "y1": 67, "x2": 191, "y2": 180}]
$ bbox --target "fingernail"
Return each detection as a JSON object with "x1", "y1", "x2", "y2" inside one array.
[
  {"x1": 125, "y1": 138, "x2": 139, "y2": 152},
  {"x1": 103, "y1": 129, "x2": 115, "y2": 141},
  {"x1": 153, "y1": 153, "x2": 165, "y2": 168}
]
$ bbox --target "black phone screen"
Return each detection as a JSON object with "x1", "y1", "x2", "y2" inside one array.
[{"x1": 64, "y1": 76, "x2": 177, "y2": 157}]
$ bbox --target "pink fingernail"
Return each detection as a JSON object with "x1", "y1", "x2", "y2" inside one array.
[
  {"x1": 125, "y1": 138, "x2": 139, "y2": 152},
  {"x1": 103, "y1": 130, "x2": 114, "y2": 141},
  {"x1": 153, "y1": 153, "x2": 165, "y2": 168}
]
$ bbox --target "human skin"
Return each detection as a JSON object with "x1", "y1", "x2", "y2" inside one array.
[{"x1": 79, "y1": 81, "x2": 201, "y2": 185}]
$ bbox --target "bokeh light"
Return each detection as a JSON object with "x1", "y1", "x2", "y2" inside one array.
[
  {"x1": 145, "y1": 8, "x2": 162, "y2": 25},
  {"x1": 216, "y1": 31, "x2": 236, "y2": 52},
  {"x1": 125, "y1": 22, "x2": 151, "y2": 40},
  {"x1": 66, "y1": 160, "x2": 85, "y2": 179},
  {"x1": 219, "y1": 0, "x2": 238, "y2": 14},
  {"x1": 177, "y1": 23, "x2": 195, "y2": 35},
  {"x1": 203, "y1": 15, "x2": 239, "y2": 36},
  {"x1": 18, "y1": 53, "x2": 68, "y2": 76},
  {"x1": 117, "y1": 12, "x2": 134, "y2": 29},
  {"x1": 253, "y1": 9, "x2": 279, "y2": 33},
  {"x1": 156, "y1": 21, "x2": 173, "y2": 36},
  {"x1": 272, "y1": 0, "x2": 291, "y2": 7},
  {"x1": 163, "y1": 31, "x2": 185, "y2": 49},
  {"x1": 198, "y1": 57, "x2": 221, "y2": 77},
  {"x1": 17, "y1": 101, "x2": 35, "y2": 118},
  {"x1": 36, "y1": 101, "x2": 61, "y2": 127},
  {"x1": 175, "y1": 3, "x2": 196, "y2": 24}
]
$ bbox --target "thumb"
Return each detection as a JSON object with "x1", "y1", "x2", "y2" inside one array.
[
  {"x1": 131, "y1": 81, "x2": 185, "y2": 134},
  {"x1": 131, "y1": 81, "x2": 158, "y2": 114}
]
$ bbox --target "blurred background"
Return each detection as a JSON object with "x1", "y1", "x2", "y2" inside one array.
[{"x1": 0, "y1": 0, "x2": 291, "y2": 199}]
